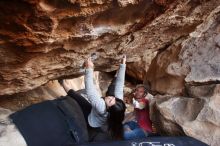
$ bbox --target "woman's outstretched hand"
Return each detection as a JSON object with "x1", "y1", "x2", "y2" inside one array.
[
  {"x1": 84, "y1": 57, "x2": 94, "y2": 69},
  {"x1": 122, "y1": 55, "x2": 126, "y2": 64}
]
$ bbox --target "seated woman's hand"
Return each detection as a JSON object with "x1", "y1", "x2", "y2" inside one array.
[
  {"x1": 152, "y1": 124, "x2": 157, "y2": 134},
  {"x1": 84, "y1": 57, "x2": 94, "y2": 69}
]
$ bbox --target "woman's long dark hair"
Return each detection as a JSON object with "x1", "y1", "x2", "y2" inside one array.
[{"x1": 107, "y1": 98, "x2": 126, "y2": 140}]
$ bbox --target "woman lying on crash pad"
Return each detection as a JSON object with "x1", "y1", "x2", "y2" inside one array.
[{"x1": 60, "y1": 56, "x2": 127, "y2": 141}]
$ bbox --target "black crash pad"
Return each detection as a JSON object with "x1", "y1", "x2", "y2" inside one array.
[{"x1": 10, "y1": 97, "x2": 88, "y2": 146}]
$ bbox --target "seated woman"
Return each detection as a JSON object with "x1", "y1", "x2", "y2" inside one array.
[
  {"x1": 60, "y1": 56, "x2": 127, "y2": 141},
  {"x1": 123, "y1": 84, "x2": 153, "y2": 140}
]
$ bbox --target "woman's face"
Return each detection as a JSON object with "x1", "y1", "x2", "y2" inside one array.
[
  {"x1": 105, "y1": 96, "x2": 116, "y2": 107},
  {"x1": 134, "y1": 87, "x2": 145, "y2": 99}
]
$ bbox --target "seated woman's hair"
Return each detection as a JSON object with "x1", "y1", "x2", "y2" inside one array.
[
  {"x1": 134, "y1": 84, "x2": 148, "y2": 95},
  {"x1": 107, "y1": 98, "x2": 126, "y2": 139}
]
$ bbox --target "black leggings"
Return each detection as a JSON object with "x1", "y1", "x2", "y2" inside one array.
[{"x1": 67, "y1": 89, "x2": 91, "y2": 124}]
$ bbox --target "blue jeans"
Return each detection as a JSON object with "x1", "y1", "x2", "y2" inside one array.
[{"x1": 123, "y1": 121, "x2": 148, "y2": 140}]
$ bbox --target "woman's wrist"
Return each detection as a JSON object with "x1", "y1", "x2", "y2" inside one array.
[
  {"x1": 122, "y1": 55, "x2": 126, "y2": 64},
  {"x1": 84, "y1": 57, "x2": 94, "y2": 69}
]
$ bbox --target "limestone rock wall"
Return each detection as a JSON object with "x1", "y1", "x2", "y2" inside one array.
[
  {"x1": 146, "y1": 5, "x2": 220, "y2": 146},
  {"x1": 1, "y1": 0, "x2": 220, "y2": 145},
  {"x1": 3, "y1": 0, "x2": 218, "y2": 95},
  {"x1": 0, "y1": 0, "x2": 175, "y2": 95}
]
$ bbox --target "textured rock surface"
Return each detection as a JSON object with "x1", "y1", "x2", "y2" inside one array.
[
  {"x1": 150, "y1": 85, "x2": 220, "y2": 146},
  {"x1": 145, "y1": 0, "x2": 220, "y2": 95},
  {"x1": 0, "y1": 71, "x2": 102, "y2": 111},
  {"x1": 1, "y1": 0, "x2": 220, "y2": 145},
  {"x1": 0, "y1": 0, "x2": 176, "y2": 95},
  {"x1": 2, "y1": 0, "x2": 220, "y2": 95},
  {"x1": 147, "y1": 5, "x2": 220, "y2": 146},
  {"x1": 0, "y1": 108, "x2": 27, "y2": 146}
]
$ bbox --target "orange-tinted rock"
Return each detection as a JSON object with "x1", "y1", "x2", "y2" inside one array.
[{"x1": 0, "y1": 0, "x2": 177, "y2": 95}]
